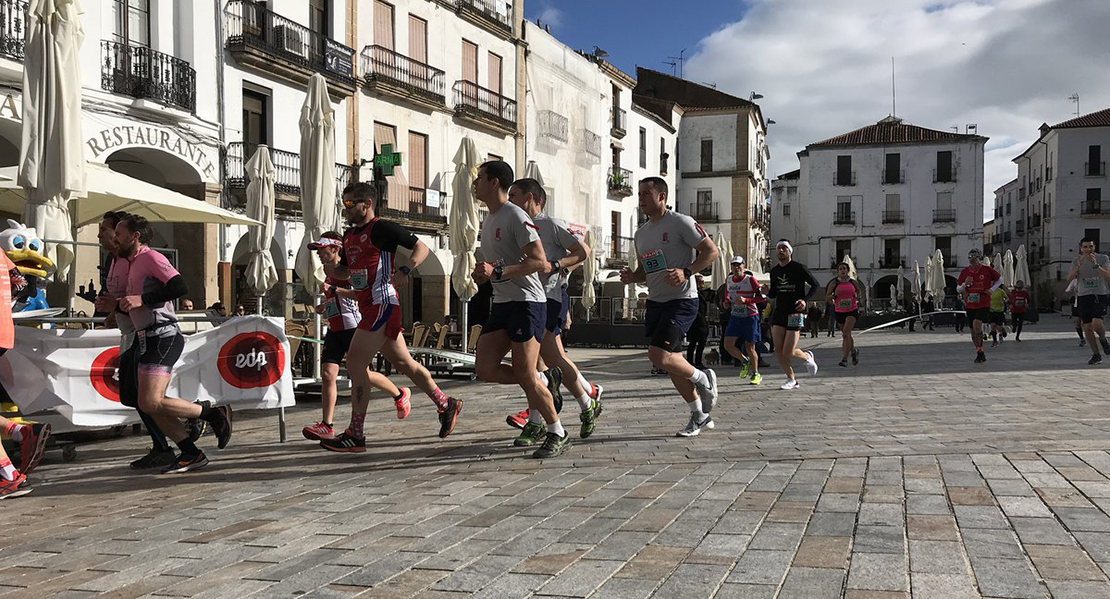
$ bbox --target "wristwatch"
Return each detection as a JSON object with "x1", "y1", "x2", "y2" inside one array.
[
  {"x1": 397, "y1": 265, "x2": 411, "y2": 276},
  {"x1": 683, "y1": 267, "x2": 693, "y2": 280},
  {"x1": 493, "y1": 265, "x2": 504, "y2": 281},
  {"x1": 550, "y1": 260, "x2": 561, "y2": 274}
]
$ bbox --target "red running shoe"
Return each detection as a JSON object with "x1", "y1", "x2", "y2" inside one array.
[
  {"x1": 0, "y1": 473, "x2": 31, "y2": 499},
  {"x1": 395, "y1": 388, "x2": 412, "y2": 420},
  {"x1": 506, "y1": 408, "x2": 529, "y2": 430},
  {"x1": 438, "y1": 397, "x2": 462, "y2": 438},
  {"x1": 302, "y1": 421, "x2": 334, "y2": 441},
  {"x1": 19, "y1": 423, "x2": 51, "y2": 476}
]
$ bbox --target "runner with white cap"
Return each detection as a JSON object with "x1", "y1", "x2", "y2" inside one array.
[{"x1": 768, "y1": 239, "x2": 820, "y2": 390}]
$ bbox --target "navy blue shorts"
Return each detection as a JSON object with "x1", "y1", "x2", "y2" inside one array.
[
  {"x1": 482, "y1": 301, "x2": 546, "y2": 343},
  {"x1": 725, "y1": 314, "x2": 761, "y2": 344},
  {"x1": 645, "y1": 298, "x2": 699, "y2": 352},
  {"x1": 545, "y1": 290, "x2": 570, "y2": 335}
]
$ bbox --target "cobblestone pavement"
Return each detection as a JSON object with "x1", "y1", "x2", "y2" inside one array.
[{"x1": 8, "y1": 317, "x2": 1110, "y2": 598}]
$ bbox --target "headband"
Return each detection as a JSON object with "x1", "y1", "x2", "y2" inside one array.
[{"x1": 776, "y1": 241, "x2": 793, "y2": 252}]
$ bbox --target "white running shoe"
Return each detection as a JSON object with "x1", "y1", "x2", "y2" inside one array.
[
  {"x1": 697, "y1": 369, "x2": 718, "y2": 413},
  {"x1": 676, "y1": 413, "x2": 714, "y2": 437},
  {"x1": 805, "y1": 351, "x2": 818, "y2": 376},
  {"x1": 780, "y1": 379, "x2": 800, "y2": 390}
]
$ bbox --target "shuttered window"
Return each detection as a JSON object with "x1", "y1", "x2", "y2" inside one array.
[
  {"x1": 374, "y1": 1, "x2": 394, "y2": 50},
  {"x1": 408, "y1": 15, "x2": 427, "y2": 62},
  {"x1": 488, "y1": 52, "x2": 502, "y2": 95},
  {"x1": 462, "y1": 40, "x2": 478, "y2": 83}
]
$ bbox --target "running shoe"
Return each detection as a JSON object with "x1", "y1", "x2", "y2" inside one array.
[
  {"x1": 211, "y1": 405, "x2": 233, "y2": 450},
  {"x1": 805, "y1": 351, "x2": 818, "y2": 376},
  {"x1": 696, "y1": 368, "x2": 718, "y2": 413},
  {"x1": 320, "y1": 432, "x2": 366, "y2": 452},
  {"x1": 130, "y1": 447, "x2": 176, "y2": 470},
  {"x1": 676, "y1": 414, "x2": 714, "y2": 437},
  {"x1": 738, "y1": 361, "x2": 750, "y2": 378},
  {"x1": 991, "y1": 340, "x2": 997, "y2": 348},
  {"x1": 749, "y1": 372, "x2": 762, "y2": 385},
  {"x1": 532, "y1": 432, "x2": 571, "y2": 459},
  {"x1": 851, "y1": 348, "x2": 859, "y2": 365},
  {"x1": 18, "y1": 422, "x2": 50, "y2": 476},
  {"x1": 780, "y1": 379, "x2": 800, "y2": 390},
  {"x1": 162, "y1": 452, "x2": 209, "y2": 474},
  {"x1": 394, "y1": 387, "x2": 412, "y2": 420},
  {"x1": 506, "y1": 408, "x2": 530, "y2": 430},
  {"x1": 975, "y1": 351, "x2": 987, "y2": 364},
  {"x1": 545, "y1": 369, "x2": 563, "y2": 414},
  {"x1": 1090, "y1": 354, "x2": 1103, "y2": 365},
  {"x1": 438, "y1": 397, "x2": 462, "y2": 438},
  {"x1": 579, "y1": 395, "x2": 603, "y2": 439},
  {"x1": 1101, "y1": 338, "x2": 1110, "y2": 355},
  {"x1": 0, "y1": 473, "x2": 31, "y2": 499},
  {"x1": 514, "y1": 422, "x2": 546, "y2": 447},
  {"x1": 302, "y1": 422, "x2": 334, "y2": 441},
  {"x1": 1080, "y1": 339, "x2": 1087, "y2": 347},
  {"x1": 186, "y1": 418, "x2": 207, "y2": 443},
  {"x1": 838, "y1": 359, "x2": 848, "y2": 368}
]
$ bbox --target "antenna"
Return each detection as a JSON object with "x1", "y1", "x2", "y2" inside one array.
[
  {"x1": 666, "y1": 48, "x2": 687, "y2": 78},
  {"x1": 891, "y1": 57, "x2": 896, "y2": 117},
  {"x1": 662, "y1": 59, "x2": 677, "y2": 76},
  {"x1": 1068, "y1": 93, "x2": 1080, "y2": 117}
]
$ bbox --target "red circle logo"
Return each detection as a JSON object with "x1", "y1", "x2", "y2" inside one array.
[
  {"x1": 217, "y1": 332, "x2": 285, "y2": 389},
  {"x1": 90, "y1": 348, "x2": 122, "y2": 403}
]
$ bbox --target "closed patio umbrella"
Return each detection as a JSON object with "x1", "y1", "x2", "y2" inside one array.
[
  {"x1": 581, "y1": 229, "x2": 597, "y2": 318},
  {"x1": 924, "y1": 256, "x2": 935, "y2": 299},
  {"x1": 711, "y1": 230, "x2": 730, "y2": 291},
  {"x1": 933, "y1": 249, "x2": 946, "y2": 301},
  {"x1": 1003, "y1": 250, "x2": 1015, "y2": 287},
  {"x1": 450, "y1": 138, "x2": 481, "y2": 350},
  {"x1": 1016, "y1": 245, "x2": 1031, "y2": 286},
  {"x1": 294, "y1": 73, "x2": 339, "y2": 291},
  {"x1": 244, "y1": 145, "x2": 278, "y2": 312}
]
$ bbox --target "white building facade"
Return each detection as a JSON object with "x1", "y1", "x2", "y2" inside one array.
[{"x1": 784, "y1": 117, "x2": 987, "y2": 305}]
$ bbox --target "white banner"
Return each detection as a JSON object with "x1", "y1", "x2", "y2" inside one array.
[{"x1": 1, "y1": 316, "x2": 295, "y2": 427}]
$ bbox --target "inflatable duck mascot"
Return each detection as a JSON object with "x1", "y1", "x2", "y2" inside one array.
[{"x1": 0, "y1": 220, "x2": 55, "y2": 312}]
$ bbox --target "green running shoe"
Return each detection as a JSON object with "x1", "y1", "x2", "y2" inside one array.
[
  {"x1": 739, "y1": 361, "x2": 750, "y2": 378},
  {"x1": 749, "y1": 372, "x2": 763, "y2": 385},
  {"x1": 532, "y1": 431, "x2": 571, "y2": 459},
  {"x1": 579, "y1": 391, "x2": 604, "y2": 439},
  {"x1": 514, "y1": 422, "x2": 546, "y2": 447}
]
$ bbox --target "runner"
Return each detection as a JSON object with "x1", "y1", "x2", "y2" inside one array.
[
  {"x1": 501, "y1": 178, "x2": 604, "y2": 439},
  {"x1": 956, "y1": 248, "x2": 1002, "y2": 364},
  {"x1": 989, "y1": 284, "x2": 1009, "y2": 347},
  {"x1": 722, "y1": 256, "x2": 764, "y2": 385},
  {"x1": 301, "y1": 231, "x2": 411, "y2": 441},
  {"x1": 825, "y1": 261, "x2": 863, "y2": 367},
  {"x1": 1066, "y1": 237, "x2": 1110, "y2": 364},
  {"x1": 113, "y1": 214, "x2": 233, "y2": 474},
  {"x1": 1009, "y1": 280, "x2": 1029, "y2": 342},
  {"x1": 320, "y1": 182, "x2": 463, "y2": 451},
  {"x1": 470, "y1": 162, "x2": 568, "y2": 458},
  {"x1": 620, "y1": 176, "x2": 720, "y2": 437},
  {"x1": 95, "y1": 211, "x2": 178, "y2": 469},
  {"x1": 768, "y1": 240, "x2": 820, "y2": 389}
]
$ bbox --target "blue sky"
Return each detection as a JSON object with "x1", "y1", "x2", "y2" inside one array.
[{"x1": 523, "y1": 0, "x2": 747, "y2": 79}]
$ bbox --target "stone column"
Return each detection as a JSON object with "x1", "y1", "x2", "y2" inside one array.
[{"x1": 422, "y1": 275, "x2": 450, "y2": 327}]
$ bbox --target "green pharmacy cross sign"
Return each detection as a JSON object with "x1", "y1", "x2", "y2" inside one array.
[{"x1": 373, "y1": 144, "x2": 403, "y2": 176}]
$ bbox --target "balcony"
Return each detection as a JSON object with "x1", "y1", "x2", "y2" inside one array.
[
  {"x1": 611, "y1": 106, "x2": 627, "y2": 138},
  {"x1": 882, "y1": 169, "x2": 905, "y2": 184},
  {"x1": 225, "y1": 142, "x2": 353, "y2": 210},
  {"x1": 576, "y1": 128, "x2": 602, "y2": 165},
  {"x1": 0, "y1": 0, "x2": 26, "y2": 62},
  {"x1": 833, "y1": 210, "x2": 856, "y2": 225},
  {"x1": 933, "y1": 168, "x2": 956, "y2": 183},
  {"x1": 360, "y1": 45, "x2": 445, "y2": 109},
  {"x1": 881, "y1": 210, "x2": 904, "y2": 224},
  {"x1": 1016, "y1": 222, "x2": 1025, "y2": 235},
  {"x1": 607, "y1": 167, "x2": 633, "y2": 197},
  {"x1": 879, "y1": 255, "x2": 906, "y2": 269},
  {"x1": 608, "y1": 235, "x2": 635, "y2": 265},
  {"x1": 660, "y1": 153, "x2": 668, "y2": 176},
  {"x1": 100, "y1": 41, "x2": 196, "y2": 112},
  {"x1": 224, "y1": 1, "x2": 357, "y2": 98},
  {"x1": 536, "y1": 109, "x2": 569, "y2": 144},
  {"x1": 1087, "y1": 161, "x2": 1106, "y2": 177},
  {"x1": 1082, "y1": 200, "x2": 1110, "y2": 216},
  {"x1": 932, "y1": 209, "x2": 956, "y2": 223},
  {"x1": 833, "y1": 171, "x2": 856, "y2": 186},
  {"x1": 376, "y1": 187, "x2": 448, "y2": 231},
  {"x1": 456, "y1": 0, "x2": 513, "y2": 37},
  {"x1": 689, "y1": 202, "x2": 719, "y2": 222},
  {"x1": 452, "y1": 80, "x2": 516, "y2": 135}
]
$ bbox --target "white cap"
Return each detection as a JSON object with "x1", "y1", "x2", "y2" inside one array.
[{"x1": 731, "y1": 256, "x2": 745, "y2": 265}]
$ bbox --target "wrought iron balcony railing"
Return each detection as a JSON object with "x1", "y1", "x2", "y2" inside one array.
[
  {"x1": 933, "y1": 209, "x2": 957, "y2": 223},
  {"x1": 0, "y1": 0, "x2": 26, "y2": 62},
  {"x1": 609, "y1": 235, "x2": 634, "y2": 263},
  {"x1": 689, "y1": 202, "x2": 719, "y2": 222},
  {"x1": 833, "y1": 210, "x2": 855, "y2": 225},
  {"x1": 360, "y1": 45, "x2": 445, "y2": 104},
  {"x1": 834, "y1": 171, "x2": 856, "y2": 186},
  {"x1": 1087, "y1": 161, "x2": 1106, "y2": 177},
  {"x1": 457, "y1": 0, "x2": 512, "y2": 33},
  {"x1": 882, "y1": 210, "x2": 904, "y2": 224},
  {"x1": 933, "y1": 168, "x2": 957, "y2": 183},
  {"x1": 101, "y1": 40, "x2": 196, "y2": 112},
  {"x1": 452, "y1": 80, "x2": 516, "y2": 127},
  {"x1": 607, "y1": 167, "x2": 632, "y2": 197},
  {"x1": 537, "y1": 109, "x2": 569, "y2": 144},
  {"x1": 577, "y1": 128, "x2": 602, "y2": 163},
  {"x1": 225, "y1": 142, "x2": 351, "y2": 198}
]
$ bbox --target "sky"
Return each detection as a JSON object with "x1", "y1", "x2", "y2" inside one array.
[{"x1": 525, "y1": 0, "x2": 1110, "y2": 222}]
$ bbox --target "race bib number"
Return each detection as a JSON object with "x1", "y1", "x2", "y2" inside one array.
[
  {"x1": 640, "y1": 249, "x2": 668, "y2": 274},
  {"x1": 731, "y1": 305, "x2": 746, "y2": 316},
  {"x1": 787, "y1": 314, "x2": 805, "y2": 328},
  {"x1": 1014, "y1": 298, "x2": 1026, "y2": 307},
  {"x1": 837, "y1": 299, "x2": 852, "y2": 310},
  {"x1": 322, "y1": 298, "x2": 340, "y2": 318},
  {"x1": 967, "y1": 293, "x2": 980, "y2": 304},
  {"x1": 350, "y1": 268, "x2": 369, "y2": 290},
  {"x1": 1084, "y1": 277, "x2": 1100, "y2": 289}
]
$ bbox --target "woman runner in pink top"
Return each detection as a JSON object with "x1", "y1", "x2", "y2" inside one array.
[{"x1": 825, "y1": 262, "x2": 864, "y2": 367}]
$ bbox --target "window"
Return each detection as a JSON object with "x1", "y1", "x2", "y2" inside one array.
[
  {"x1": 1088, "y1": 188, "x2": 1103, "y2": 211},
  {"x1": 782, "y1": 203, "x2": 790, "y2": 216},
  {"x1": 111, "y1": 0, "x2": 150, "y2": 47},
  {"x1": 696, "y1": 190, "x2": 712, "y2": 219},
  {"x1": 408, "y1": 131, "x2": 427, "y2": 189},
  {"x1": 309, "y1": 0, "x2": 329, "y2": 59},
  {"x1": 488, "y1": 52, "x2": 502, "y2": 96},
  {"x1": 884, "y1": 153, "x2": 901, "y2": 184},
  {"x1": 836, "y1": 196, "x2": 852, "y2": 221},
  {"x1": 659, "y1": 136, "x2": 667, "y2": 174},
  {"x1": 374, "y1": 0, "x2": 394, "y2": 50},
  {"x1": 1047, "y1": 152, "x2": 1054, "y2": 181},
  {"x1": 885, "y1": 193, "x2": 900, "y2": 211},
  {"x1": 612, "y1": 146, "x2": 621, "y2": 170},
  {"x1": 242, "y1": 88, "x2": 269, "y2": 156},
  {"x1": 1085, "y1": 228, "x2": 1101, "y2": 248},
  {"x1": 936, "y1": 192, "x2": 952, "y2": 210},
  {"x1": 836, "y1": 155, "x2": 853, "y2": 185},
  {"x1": 835, "y1": 240, "x2": 852, "y2": 263},
  {"x1": 409, "y1": 15, "x2": 428, "y2": 63},
  {"x1": 610, "y1": 211, "x2": 621, "y2": 256},
  {"x1": 374, "y1": 122, "x2": 406, "y2": 208},
  {"x1": 699, "y1": 139, "x2": 713, "y2": 172},
  {"x1": 639, "y1": 127, "x2": 647, "y2": 169},
  {"x1": 1090, "y1": 145, "x2": 1104, "y2": 176},
  {"x1": 936, "y1": 151, "x2": 953, "y2": 182},
  {"x1": 935, "y1": 236, "x2": 951, "y2": 261},
  {"x1": 461, "y1": 40, "x2": 478, "y2": 83},
  {"x1": 883, "y1": 239, "x2": 901, "y2": 266}
]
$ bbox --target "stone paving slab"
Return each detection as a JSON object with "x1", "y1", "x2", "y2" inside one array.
[{"x1": 10, "y1": 321, "x2": 1110, "y2": 597}]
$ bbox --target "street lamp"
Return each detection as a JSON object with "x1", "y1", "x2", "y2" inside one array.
[
  {"x1": 749, "y1": 92, "x2": 763, "y2": 101},
  {"x1": 767, "y1": 119, "x2": 777, "y2": 125}
]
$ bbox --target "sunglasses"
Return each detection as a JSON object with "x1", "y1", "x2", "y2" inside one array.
[{"x1": 341, "y1": 199, "x2": 366, "y2": 209}]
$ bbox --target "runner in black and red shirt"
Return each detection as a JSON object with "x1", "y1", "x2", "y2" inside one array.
[
  {"x1": 1009, "y1": 279, "x2": 1030, "y2": 342},
  {"x1": 956, "y1": 248, "x2": 1001, "y2": 363},
  {"x1": 320, "y1": 182, "x2": 462, "y2": 452}
]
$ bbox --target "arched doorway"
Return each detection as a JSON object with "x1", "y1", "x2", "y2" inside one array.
[
  {"x1": 403, "y1": 246, "x2": 447, "y2": 328},
  {"x1": 0, "y1": 118, "x2": 19, "y2": 168},
  {"x1": 872, "y1": 275, "x2": 911, "y2": 310},
  {"x1": 231, "y1": 233, "x2": 287, "y2": 315}
]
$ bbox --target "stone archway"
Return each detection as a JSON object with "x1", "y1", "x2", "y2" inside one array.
[{"x1": 0, "y1": 117, "x2": 19, "y2": 167}]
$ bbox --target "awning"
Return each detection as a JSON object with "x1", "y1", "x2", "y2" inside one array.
[{"x1": 0, "y1": 163, "x2": 260, "y2": 227}]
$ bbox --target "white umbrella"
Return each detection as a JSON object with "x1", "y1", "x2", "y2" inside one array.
[
  {"x1": 993, "y1": 252, "x2": 1003, "y2": 272},
  {"x1": 524, "y1": 160, "x2": 545, "y2": 186},
  {"x1": 912, "y1": 260, "x2": 921, "y2": 301},
  {"x1": 711, "y1": 230, "x2": 730, "y2": 291},
  {"x1": 933, "y1": 249, "x2": 946, "y2": 300},
  {"x1": 450, "y1": 138, "x2": 481, "y2": 349},
  {"x1": 1003, "y1": 250, "x2": 1015, "y2": 287},
  {"x1": 890, "y1": 284, "x2": 898, "y2": 309},
  {"x1": 18, "y1": 0, "x2": 86, "y2": 279},
  {"x1": 982, "y1": 255, "x2": 991, "y2": 267},
  {"x1": 244, "y1": 145, "x2": 278, "y2": 311},
  {"x1": 843, "y1": 254, "x2": 857, "y2": 279},
  {"x1": 581, "y1": 229, "x2": 597, "y2": 316},
  {"x1": 1016, "y1": 245, "x2": 1031, "y2": 286},
  {"x1": 924, "y1": 256, "x2": 935, "y2": 299},
  {"x1": 895, "y1": 260, "x2": 904, "y2": 302},
  {"x1": 294, "y1": 73, "x2": 339, "y2": 290}
]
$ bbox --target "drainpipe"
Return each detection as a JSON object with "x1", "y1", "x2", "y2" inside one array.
[{"x1": 215, "y1": 0, "x2": 228, "y2": 263}]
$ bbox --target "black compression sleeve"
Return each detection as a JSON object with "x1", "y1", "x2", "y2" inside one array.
[
  {"x1": 801, "y1": 264, "x2": 820, "y2": 300},
  {"x1": 141, "y1": 275, "x2": 188, "y2": 305}
]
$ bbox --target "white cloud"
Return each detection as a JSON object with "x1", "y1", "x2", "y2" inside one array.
[
  {"x1": 537, "y1": 3, "x2": 564, "y2": 28},
  {"x1": 685, "y1": 0, "x2": 1110, "y2": 221}
]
